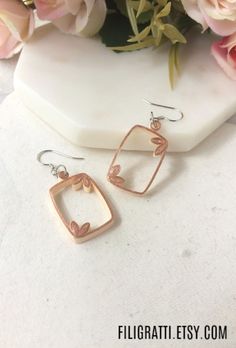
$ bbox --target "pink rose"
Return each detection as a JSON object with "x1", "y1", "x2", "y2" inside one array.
[
  {"x1": 0, "y1": 0, "x2": 34, "y2": 59},
  {"x1": 181, "y1": 0, "x2": 236, "y2": 36},
  {"x1": 35, "y1": 0, "x2": 107, "y2": 37},
  {"x1": 212, "y1": 33, "x2": 236, "y2": 80},
  {"x1": 54, "y1": 0, "x2": 106, "y2": 36},
  {"x1": 34, "y1": 0, "x2": 68, "y2": 21}
]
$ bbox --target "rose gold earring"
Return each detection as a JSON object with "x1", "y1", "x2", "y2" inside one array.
[
  {"x1": 107, "y1": 100, "x2": 184, "y2": 195},
  {"x1": 37, "y1": 150, "x2": 114, "y2": 243}
]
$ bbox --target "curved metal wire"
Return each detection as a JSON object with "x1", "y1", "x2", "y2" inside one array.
[
  {"x1": 37, "y1": 150, "x2": 84, "y2": 177},
  {"x1": 143, "y1": 99, "x2": 184, "y2": 122}
]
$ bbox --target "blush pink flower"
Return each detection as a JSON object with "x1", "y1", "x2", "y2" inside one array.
[
  {"x1": 53, "y1": 0, "x2": 106, "y2": 37},
  {"x1": 181, "y1": 0, "x2": 236, "y2": 36},
  {"x1": 34, "y1": 0, "x2": 68, "y2": 21},
  {"x1": 35, "y1": 0, "x2": 106, "y2": 36},
  {"x1": 0, "y1": 0, "x2": 34, "y2": 59},
  {"x1": 212, "y1": 33, "x2": 236, "y2": 80}
]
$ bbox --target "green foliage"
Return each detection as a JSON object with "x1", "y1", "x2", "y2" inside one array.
[
  {"x1": 100, "y1": 0, "x2": 196, "y2": 87},
  {"x1": 100, "y1": 12, "x2": 135, "y2": 48}
]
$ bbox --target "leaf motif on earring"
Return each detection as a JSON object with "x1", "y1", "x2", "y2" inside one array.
[
  {"x1": 72, "y1": 173, "x2": 93, "y2": 192},
  {"x1": 70, "y1": 221, "x2": 90, "y2": 237},
  {"x1": 151, "y1": 137, "x2": 168, "y2": 156},
  {"x1": 108, "y1": 165, "x2": 125, "y2": 186}
]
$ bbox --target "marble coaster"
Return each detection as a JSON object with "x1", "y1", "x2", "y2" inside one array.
[{"x1": 14, "y1": 24, "x2": 236, "y2": 151}]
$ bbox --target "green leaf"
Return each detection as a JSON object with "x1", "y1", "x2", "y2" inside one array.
[
  {"x1": 157, "y1": 0, "x2": 168, "y2": 6},
  {"x1": 169, "y1": 45, "x2": 176, "y2": 89},
  {"x1": 155, "y1": 2, "x2": 171, "y2": 20},
  {"x1": 168, "y1": 43, "x2": 180, "y2": 89},
  {"x1": 126, "y1": 0, "x2": 139, "y2": 36},
  {"x1": 110, "y1": 37, "x2": 155, "y2": 51},
  {"x1": 162, "y1": 24, "x2": 187, "y2": 44},
  {"x1": 128, "y1": 25, "x2": 151, "y2": 42},
  {"x1": 136, "y1": 0, "x2": 147, "y2": 18},
  {"x1": 154, "y1": 28, "x2": 163, "y2": 46},
  {"x1": 99, "y1": 12, "x2": 134, "y2": 48},
  {"x1": 127, "y1": 0, "x2": 150, "y2": 10},
  {"x1": 137, "y1": 9, "x2": 153, "y2": 23}
]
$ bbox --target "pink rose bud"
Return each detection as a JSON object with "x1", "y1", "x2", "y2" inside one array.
[
  {"x1": 0, "y1": 0, "x2": 34, "y2": 59},
  {"x1": 212, "y1": 33, "x2": 236, "y2": 80}
]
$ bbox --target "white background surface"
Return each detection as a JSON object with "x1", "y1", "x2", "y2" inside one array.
[{"x1": 0, "y1": 91, "x2": 236, "y2": 347}]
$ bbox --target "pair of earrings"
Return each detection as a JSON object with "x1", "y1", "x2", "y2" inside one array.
[{"x1": 37, "y1": 101, "x2": 183, "y2": 243}]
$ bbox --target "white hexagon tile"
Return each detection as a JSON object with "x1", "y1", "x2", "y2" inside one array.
[{"x1": 14, "y1": 24, "x2": 236, "y2": 152}]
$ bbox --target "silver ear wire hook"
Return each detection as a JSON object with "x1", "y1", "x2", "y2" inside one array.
[
  {"x1": 143, "y1": 99, "x2": 184, "y2": 122},
  {"x1": 37, "y1": 149, "x2": 84, "y2": 178}
]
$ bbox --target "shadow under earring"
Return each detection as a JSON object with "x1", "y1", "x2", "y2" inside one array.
[
  {"x1": 107, "y1": 100, "x2": 184, "y2": 195},
  {"x1": 37, "y1": 150, "x2": 114, "y2": 243}
]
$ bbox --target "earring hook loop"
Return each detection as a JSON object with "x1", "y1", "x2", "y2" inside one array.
[
  {"x1": 37, "y1": 149, "x2": 84, "y2": 178},
  {"x1": 143, "y1": 99, "x2": 184, "y2": 122}
]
